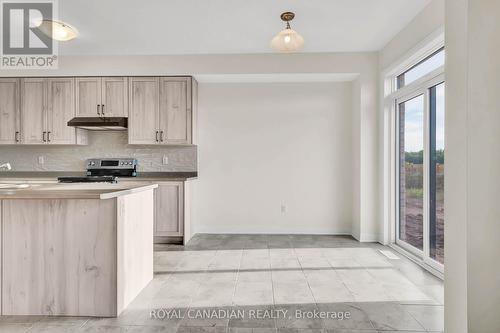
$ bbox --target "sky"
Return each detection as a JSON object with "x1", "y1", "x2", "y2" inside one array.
[{"x1": 402, "y1": 49, "x2": 445, "y2": 153}]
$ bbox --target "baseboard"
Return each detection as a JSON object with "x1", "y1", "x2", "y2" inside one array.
[
  {"x1": 154, "y1": 236, "x2": 183, "y2": 244},
  {"x1": 192, "y1": 231, "x2": 354, "y2": 236}
]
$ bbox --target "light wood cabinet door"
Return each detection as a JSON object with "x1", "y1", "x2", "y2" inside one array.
[
  {"x1": 159, "y1": 77, "x2": 192, "y2": 145},
  {"x1": 0, "y1": 78, "x2": 21, "y2": 144},
  {"x1": 47, "y1": 78, "x2": 76, "y2": 144},
  {"x1": 76, "y1": 77, "x2": 101, "y2": 117},
  {"x1": 128, "y1": 77, "x2": 159, "y2": 144},
  {"x1": 101, "y1": 77, "x2": 128, "y2": 117},
  {"x1": 21, "y1": 78, "x2": 46, "y2": 144},
  {"x1": 154, "y1": 182, "x2": 184, "y2": 237}
]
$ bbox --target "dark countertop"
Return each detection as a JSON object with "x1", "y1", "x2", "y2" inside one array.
[{"x1": 0, "y1": 171, "x2": 198, "y2": 181}]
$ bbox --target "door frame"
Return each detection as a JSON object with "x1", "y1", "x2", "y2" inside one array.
[{"x1": 394, "y1": 72, "x2": 445, "y2": 273}]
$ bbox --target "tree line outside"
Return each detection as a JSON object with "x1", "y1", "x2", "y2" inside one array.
[{"x1": 405, "y1": 149, "x2": 445, "y2": 165}]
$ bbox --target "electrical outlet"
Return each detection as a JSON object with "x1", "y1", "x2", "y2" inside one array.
[
  {"x1": 38, "y1": 156, "x2": 44, "y2": 164},
  {"x1": 162, "y1": 155, "x2": 169, "y2": 165}
]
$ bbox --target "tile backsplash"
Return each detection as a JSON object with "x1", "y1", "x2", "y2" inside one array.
[{"x1": 0, "y1": 132, "x2": 197, "y2": 172}]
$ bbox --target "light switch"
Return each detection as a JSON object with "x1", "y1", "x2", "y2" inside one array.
[
  {"x1": 162, "y1": 155, "x2": 169, "y2": 165},
  {"x1": 38, "y1": 156, "x2": 44, "y2": 164}
]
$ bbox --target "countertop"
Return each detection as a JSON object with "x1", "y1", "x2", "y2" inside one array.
[
  {"x1": 0, "y1": 171, "x2": 198, "y2": 182},
  {"x1": 0, "y1": 183, "x2": 158, "y2": 200}
]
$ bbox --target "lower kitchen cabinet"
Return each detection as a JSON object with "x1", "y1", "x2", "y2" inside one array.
[{"x1": 154, "y1": 182, "x2": 184, "y2": 240}]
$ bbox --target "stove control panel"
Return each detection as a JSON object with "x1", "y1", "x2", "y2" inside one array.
[{"x1": 86, "y1": 158, "x2": 138, "y2": 170}]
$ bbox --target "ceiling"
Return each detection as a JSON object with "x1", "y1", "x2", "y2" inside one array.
[{"x1": 57, "y1": 0, "x2": 431, "y2": 55}]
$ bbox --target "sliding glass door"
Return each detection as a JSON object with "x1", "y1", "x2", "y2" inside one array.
[
  {"x1": 398, "y1": 94, "x2": 424, "y2": 253},
  {"x1": 429, "y1": 83, "x2": 445, "y2": 265},
  {"x1": 396, "y1": 78, "x2": 445, "y2": 270}
]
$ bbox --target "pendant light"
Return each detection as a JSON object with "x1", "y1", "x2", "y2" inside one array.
[
  {"x1": 270, "y1": 12, "x2": 304, "y2": 53},
  {"x1": 38, "y1": 20, "x2": 79, "y2": 41}
]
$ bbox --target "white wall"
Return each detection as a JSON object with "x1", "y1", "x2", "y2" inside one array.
[
  {"x1": 445, "y1": 0, "x2": 500, "y2": 331},
  {"x1": 193, "y1": 82, "x2": 353, "y2": 234},
  {"x1": 444, "y1": 0, "x2": 468, "y2": 331},
  {"x1": 380, "y1": 0, "x2": 444, "y2": 69}
]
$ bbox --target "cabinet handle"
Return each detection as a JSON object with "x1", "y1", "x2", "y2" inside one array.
[
  {"x1": 97, "y1": 104, "x2": 101, "y2": 115},
  {"x1": 101, "y1": 104, "x2": 105, "y2": 115},
  {"x1": 15, "y1": 131, "x2": 19, "y2": 143},
  {"x1": 47, "y1": 131, "x2": 51, "y2": 142},
  {"x1": 42, "y1": 131, "x2": 46, "y2": 142},
  {"x1": 160, "y1": 130, "x2": 164, "y2": 142},
  {"x1": 155, "y1": 130, "x2": 159, "y2": 142}
]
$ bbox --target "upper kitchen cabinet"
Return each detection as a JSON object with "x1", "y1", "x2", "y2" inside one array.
[
  {"x1": 159, "y1": 77, "x2": 192, "y2": 145},
  {"x1": 47, "y1": 78, "x2": 79, "y2": 144},
  {"x1": 128, "y1": 77, "x2": 160, "y2": 144},
  {"x1": 21, "y1": 78, "x2": 46, "y2": 144},
  {"x1": 129, "y1": 76, "x2": 197, "y2": 145},
  {"x1": 76, "y1": 77, "x2": 128, "y2": 117},
  {"x1": 19, "y1": 78, "x2": 87, "y2": 145},
  {"x1": 0, "y1": 78, "x2": 21, "y2": 144}
]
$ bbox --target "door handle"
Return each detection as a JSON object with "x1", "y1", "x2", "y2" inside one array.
[
  {"x1": 101, "y1": 104, "x2": 105, "y2": 115},
  {"x1": 97, "y1": 104, "x2": 101, "y2": 115},
  {"x1": 42, "y1": 131, "x2": 46, "y2": 142},
  {"x1": 160, "y1": 130, "x2": 164, "y2": 142},
  {"x1": 47, "y1": 131, "x2": 51, "y2": 142},
  {"x1": 15, "y1": 131, "x2": 19, "y2": 143},
  {"x1": 155, "y1": 130, "x2": 159, "y2": 142}
]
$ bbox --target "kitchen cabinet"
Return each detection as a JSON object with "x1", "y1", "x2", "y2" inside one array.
[
  {"x1": 47, "y1": 78, "x2": 78, "y2": 144},
  {"x1": 0, "y1": 78, "x2": 21, "y2": 144},
  {"x1": 154, "y1": 182, "x2": 184, "y2": 238},
  {"x1": 21, "y1": 78, "x2": 45, "y2": 144},
  {"x1": 128, "y1": 77, "x2": 159, "y2": 144},
  {"x1": 20, "y1": 78, "x2": 87, "y2": 145},
  {"x1": 76, "y1": 77, "x2": 128, "y2": 117},
  {"x1": 159, "y1": 77, "x2": 192, "y2": 144},
  {"x1": 128, "y1": 76, "x2": 195, "y2": 145}
]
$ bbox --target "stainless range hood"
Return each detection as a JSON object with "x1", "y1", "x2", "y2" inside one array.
[{"x1": 67, "y1": 117, "x2": 128, "y2": 131}]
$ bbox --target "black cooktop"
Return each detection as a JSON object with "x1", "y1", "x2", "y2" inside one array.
[{"x1": 58, "y1": 176, "x2": 118, "y2": 184}]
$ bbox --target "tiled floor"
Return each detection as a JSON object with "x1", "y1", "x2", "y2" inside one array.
[{"x1": 0, "y1": 234, "x2": 444, "y2": 333}]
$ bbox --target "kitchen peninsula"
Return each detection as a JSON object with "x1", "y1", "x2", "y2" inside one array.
[{"x1": 0, "y1": 182, "x2": 157, "y2": 317}]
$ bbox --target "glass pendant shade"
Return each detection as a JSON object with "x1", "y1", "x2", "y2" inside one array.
[
  {"x1": 270, "y1": 28, "x2": 304, "y2": 52},
  {"x1": 38, "y1": 20, "x2": 79, "y2": 41}
]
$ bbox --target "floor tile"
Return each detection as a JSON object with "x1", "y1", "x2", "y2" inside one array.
[
  {"x1": 126, "y1": 325, "x2": 177, "y2": 333},
  {"x1": 234, "y1": 272, "x2": 274, "y2": 306},
  {"x1": 303, "y1": 270, "x2": 354, "y2": 303},
  {"x1": 272, "y1": 271, "x2": 315, "y2": 305},
  {"x1": 359, "y1": 302, "x2": 425, "y2": 331},
  {"x1": 275, "y1": 304, "x2": 323, "y2": 329},
  {"x1": 403, "y1": 304, "x2": 444, "y2": 332},
  {"x1": 0, "y1": 323, "x2": 32, "y2": 333},
  {"x1": 335, "y1": 270, "x2": 392, "y2": 302},
  {"x1": 228, "y1": 306, "x2": 277, "y2": 329},
  {"x1": 319, "y1": 303, "x2": 374, "y2": 330}
]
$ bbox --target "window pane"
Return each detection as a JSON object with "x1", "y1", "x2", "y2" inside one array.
[
  {"x1": 430, "y1": 83, "x2": 445, "y2": 264},
  {"x1": 399, "y1": 95, "x2": 424, "y2": 250},
  {"x1": 397, "y1": 49, "x2": 445, "y2": 89}
]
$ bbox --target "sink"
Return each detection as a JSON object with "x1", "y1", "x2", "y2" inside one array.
[{"x1": 0, "y1": 183, "x2": 30, "y2": 189}]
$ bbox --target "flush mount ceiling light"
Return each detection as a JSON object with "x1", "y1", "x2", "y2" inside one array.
[
  {"x1": 270, "y1": 11, "x2": 304, "y2": 53},
  {"x1": 38, "y1": 20, "x2": 79, "y2": 41}
]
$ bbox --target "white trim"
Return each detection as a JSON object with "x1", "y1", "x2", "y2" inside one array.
[
  {"x1": 389, "y1": 243, "x2": 444, "y2": 280},
  {"x1": 382, "y1": 28, "x2": 444, "y2": 99},
  {"x1": 388, "y1": 66, "x2": 445, "y2": 101},
  {"x1": 382, "y1": 27, "x2": 445, "y2": 81},
  {"x1": 393, "y1": 74, "x2": 445, "y2": 274},
  {"x1": 382, "y1": 31, "x2": 446, "y2": 275}
]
